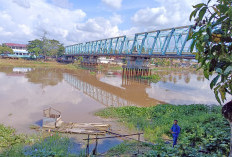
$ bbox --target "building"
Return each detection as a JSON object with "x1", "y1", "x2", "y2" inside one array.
[
  {"x1": 97, "y1": 57, "x2": 114, "y2": 64},
  {"x1": 3, "y1": 43, "x2": 31, "y2": 58}
]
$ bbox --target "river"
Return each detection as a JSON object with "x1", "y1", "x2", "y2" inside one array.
[{"x1": 0, "y1": 66, "x2": 221, "y2": 134}]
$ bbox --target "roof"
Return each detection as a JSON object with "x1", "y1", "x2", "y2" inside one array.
[{"x1": 4, "y1": 43, "x2": 27, "y2": 48}]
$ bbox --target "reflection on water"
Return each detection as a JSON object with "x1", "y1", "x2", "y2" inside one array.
[
  {"x1": 99, "y1": 70, "x2": 224, "y2": 105},
  {"x1": 25, "y1": 68, "x2": 63, "y2": 87},
  {"x1": 147, "y1": 71, "x2": 220, "y2": 105},
  {"x1": 0, "y1": 67, "x2": 105, "y2": 133},
  {"x1": 0, "y1": 66, "x2": 228, "y2": 133},
  {"x1": 13, "y1": 67, "x2": 32, "y2": 73},
  {"x1": 64, "y1": 71, "x2": 161, "y2": 107}
]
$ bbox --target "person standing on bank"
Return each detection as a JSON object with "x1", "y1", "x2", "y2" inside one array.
[{"x1": 170, "y1": 120, "x2": 181, "y2": 147}]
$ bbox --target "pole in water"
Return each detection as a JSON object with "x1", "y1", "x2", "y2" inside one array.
[
  {"x1": 86, "y1": 134, "x2": 90, "y2": 156},
  {"x1": 92, "y1": 134, "x2": 98, "y2": 155}
]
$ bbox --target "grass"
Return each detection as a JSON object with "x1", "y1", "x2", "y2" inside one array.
[
  {"x1": 0, "y1": 124, "x2": 28, "y2": 149},
  {"x1": 0, "y1": 124, "x2": 85, "y2": 156},
  {"x1": 108, "y1": 66, "x2": 123, "y2": 71},
  {"x1": 140, "y1": 74, "x2": 161, "y2": 83},
  {"x1": 0, "y1": 59, "x2": 123, "y2": 76},
  {"x1": 105, "y1": 141, "x2": 153, "y2": 156},
  {"x1": 96, "y1": 104, "x2": 230, "y2": 156},
  {"x1": 90, "y1": 71, "x2": 96, "y2": 75},
  {"x1": 0, "y1": 59, "x2": 79, "y2": 70}
]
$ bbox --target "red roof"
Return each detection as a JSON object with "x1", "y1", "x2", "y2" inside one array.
[{"x1": 4, "y1": 43, "x2": 27, "y2": 48}]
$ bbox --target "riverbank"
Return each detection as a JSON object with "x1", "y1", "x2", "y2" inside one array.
[
  {"x1": 96, "y1": 104, "x2": 230, "y2": 156},
  {"x1": 0, "y1": 124, "x2": 85, "y2": 156},
  {"x1": 0, "y1": 59, "x2": 78, "y2": 70},
  {"x1": 0, "y1": 58, "x2": 198, "y2": 72},
  {"x1": 1, "y1": 104, "x2": 229, "y2": 156}
]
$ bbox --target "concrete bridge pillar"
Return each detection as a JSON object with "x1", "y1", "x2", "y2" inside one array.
[
  {"x1": 125, "y1": 56, "x2": 150, "y2": 69},
  {"x1": 122, "y1": 56, "x2": 151, "y2": 78},
  {"x1": 81, "y1": 56, "x2": 98, "y2": 67}
]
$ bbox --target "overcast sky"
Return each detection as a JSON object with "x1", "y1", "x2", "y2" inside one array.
[{"x1": 0, "y1": 0, "x2": 203, "y2": 45}]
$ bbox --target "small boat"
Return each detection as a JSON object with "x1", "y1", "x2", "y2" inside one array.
[
  {"x1": 42, "y1": 107, "x2": 110, "y2": 135},
  {"x1": 43, "y1": 107, "x2": 63, "y2": 129}
]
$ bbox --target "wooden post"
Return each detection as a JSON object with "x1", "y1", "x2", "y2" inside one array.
[
  {"x1": 95, "y1": 135, "x2": 98, "y2": 155},
  {"x1": 137, "y1": 133, "x2": 140, "y2": 155},
  {"x1": 86, "y1": 134, "x2": 90, "y2": 156}
]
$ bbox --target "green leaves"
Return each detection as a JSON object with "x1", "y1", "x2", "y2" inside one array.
[
  {"x1": 224, "y1": 66, "x2": 232, "y2": 75},
  {"x1": 99, "y1": 105, "x2": 230, "y2": 156},
  {"x1": 210, "y1": 75, "x2": 220, "y2": 89},
  {"x1": 27, "y1": 38, "x2": 64, "y2": 58},
  {"x1": 217, "y1": 4, "x2": 229, "y2": 14},
  {"x1": 193, "y1": 3, "x2": 206, "y2": 9},
  {"x1": 199, "y1": 7, "x2": 207, "y2": 21},
  {"x1": 189, "y1": 0, "x2": 232, "y2": 104},
  {"x1": 0, "y1": 46, "x2": 14, "y2": 54},
  {"x1": 190, "y1": 9, "x2": 199, "y2": 21}
]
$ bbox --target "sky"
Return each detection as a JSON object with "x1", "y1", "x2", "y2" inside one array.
[{"x1": 0, "y1": 0, "x2": 203, "y2": 46}]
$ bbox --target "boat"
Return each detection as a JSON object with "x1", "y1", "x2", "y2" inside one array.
[{"x1": 42, "y1": 107, "x2": 110, "y2": 135}]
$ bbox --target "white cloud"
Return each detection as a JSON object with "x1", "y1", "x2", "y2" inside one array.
[
  {"x1": 0, "y1": 0, "x2": 86, "y2": 44},
  {"x1": 0, "y1": 0, "x2": 124, "y2": 45},
  {"x1": 101, "y1": 0, "x2": 123, "y2": 9},
  {"x1": 110, "y1": 13, "x2": 123, "y2": 25},
  {"x1": 74, "y1": 17, "x2": 120, "y2": 42},
  {"x1": 131, "y1": 0, "x2": 203, "y2": 31},
  {"x1": 0, "y1": 0, "x2": 205, "y2": 46},
  {"x1": 12, "y1": 0, "x2": 30, "y2": 8},
  {"x1": 18, "y1": 24, "x2": 32, "y2": 35},
  {"x1": 51, "y1": 0, "x2": 73, "y2": 9},
  {"x1": 132, "y1": 7, "x2": 168, "y2": 28}
]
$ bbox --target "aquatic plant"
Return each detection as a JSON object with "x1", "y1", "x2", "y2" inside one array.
[
  {"x1": 140, "y1": 74, "x2": 161, "y2": 83},
  {"x1": 96, "y1": 104, "x2": 230, "y2": 156},
  {"x1": 0, "y1": 124, "x2": 27, "y2": 148},
  {"x1": 24, "y1": 134, "x2": 76, "y2": 157}
]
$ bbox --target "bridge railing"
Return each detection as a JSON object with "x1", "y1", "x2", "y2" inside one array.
[{"x1": 65, "y1": 25, "x2": 195, "y2": 57}]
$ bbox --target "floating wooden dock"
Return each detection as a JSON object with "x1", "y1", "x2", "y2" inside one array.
[{"x1": 42, "y1": 107, "x2": 110, "y2": 135}]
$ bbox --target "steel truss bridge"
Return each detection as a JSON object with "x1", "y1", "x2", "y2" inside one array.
[{"x1": 64, "y1": 25, "x2": 195, "y2": 59}]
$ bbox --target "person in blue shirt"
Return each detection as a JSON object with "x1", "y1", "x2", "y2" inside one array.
[{"x1": 170, "y1": 120, "x2": 181, "y2": 147}]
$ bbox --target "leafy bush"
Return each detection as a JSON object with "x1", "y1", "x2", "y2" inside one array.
[
  {"x1": 96, "y1": 104, "x2": 230, "y2": 156},
  {"x1": 141, "y1": 74, "x2": 161, "y2": 83},
  {"x1": 0, "y1": 124, "x2": 27, "y2": 148},
  {"x1": 23, "y1": 134, "x2": 76, "y2": 157}
]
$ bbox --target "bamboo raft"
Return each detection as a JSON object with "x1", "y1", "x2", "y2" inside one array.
[{"x1": 42, "y1": 107, "x2": 110, "y2": 135}]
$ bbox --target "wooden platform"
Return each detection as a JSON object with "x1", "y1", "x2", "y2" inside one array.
[
  {"x1": 50, "y1": 122, "x2": 110, "y2": 135},
  {"x1": 42, "y1": 107, "x2": 110, "y2": 135}
]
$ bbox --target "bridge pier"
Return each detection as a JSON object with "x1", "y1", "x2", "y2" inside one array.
[
  {"x1": 81, "y1": 56, "x2": 98, "y2": 67},
  {"x1": 122, "y1": 56, "x2": 151, "y2": 78}
]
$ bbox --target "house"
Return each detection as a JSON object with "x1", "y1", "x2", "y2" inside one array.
[
  {"x1": 3, "y1": 43, "x2": 31, "y2": 58},
  {"x1": 97, "y1": 57, "x2": 114, "y2": 64}
]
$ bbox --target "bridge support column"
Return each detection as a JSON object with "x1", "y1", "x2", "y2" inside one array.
[
  {"x1": 81, "y1": 56, "x2": 98, "y2": 67},
  {"x1": 122, "y1": 56, "x2": 151, "y2": 78}
]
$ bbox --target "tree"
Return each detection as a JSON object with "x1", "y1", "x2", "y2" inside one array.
[
  {"x1": 190, "y1": 0, "x2": 232, "y2": 155},
  {"x1": 57, "y1": 45, "x2": 65, "y2": 57},
  {"x1": 27, "y1": 39, "x2": 42, "y2": 57},
  {"x1": 27, "y1": 34, "x2": 65, "y2": 59},
  {"x1": 0, "y1": 45, "x2": 13, "y2": 54},
  {"x1": 47, "y1": 39, "x2": 64, "y2": 57}
]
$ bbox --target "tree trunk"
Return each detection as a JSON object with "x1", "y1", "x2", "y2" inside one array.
[
  {"x1": 222, "y1": 100, "x2": 232, "y2": 157},
  {"x1": 230, "y1": 122, "x2": 232, "y2": 157}
]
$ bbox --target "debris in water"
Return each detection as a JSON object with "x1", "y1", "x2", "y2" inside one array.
[{"x1": 42, "y1": 107, "x2": 110, "y2": 135}]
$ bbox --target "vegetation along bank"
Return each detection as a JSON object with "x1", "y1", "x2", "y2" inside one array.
[{"x1": 96, "y1": 104, "x2": 230, "y2": 156}]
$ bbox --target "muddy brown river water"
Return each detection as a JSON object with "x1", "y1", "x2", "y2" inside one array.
[{"x1": 0, "y1": 66, "x2": 222, "y2": 134}]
